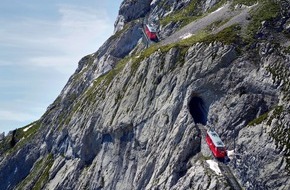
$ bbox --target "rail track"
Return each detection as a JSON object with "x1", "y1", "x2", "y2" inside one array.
[{"x1": 218, "y1": 162, "x2": 243, "y2": 190}]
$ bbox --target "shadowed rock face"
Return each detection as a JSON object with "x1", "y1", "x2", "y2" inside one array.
[
  {"x1": 115, "y1": 0, "x2": 151, "y2": 32},
  {"x1": 188, "y1": 96, "x2": 207, "y2": 125},
  {"x1": 1, "y1": 0, "x2": 290, "y2": 190},
  {"x1": 10, "y1": 130, "x2": 17, "y2": 148},
  {"x1": 120, "y1": 0, "x2": 151, "y2": 21}
]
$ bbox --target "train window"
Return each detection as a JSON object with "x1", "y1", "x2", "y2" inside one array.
[{"x1": 217, "y1": 147, "x2": 225, "y2": 151}]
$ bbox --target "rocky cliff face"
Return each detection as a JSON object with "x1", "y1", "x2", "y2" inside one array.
[{"x1": 0, "y1": 0, "x2": 290, "y2": 190}]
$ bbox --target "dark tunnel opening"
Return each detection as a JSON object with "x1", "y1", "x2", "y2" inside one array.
[{"x1": 188, "y1": 96, "x2": 208, "y2": 125}]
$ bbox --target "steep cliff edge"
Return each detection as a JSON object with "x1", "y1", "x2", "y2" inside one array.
[{"x1": 0, "y1": 0, "x2": 290, "y2": 190}]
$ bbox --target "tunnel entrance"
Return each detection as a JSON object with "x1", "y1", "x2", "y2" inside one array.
[{"x1": 188, "y1": 96, "x2": 208, "y2": 125}]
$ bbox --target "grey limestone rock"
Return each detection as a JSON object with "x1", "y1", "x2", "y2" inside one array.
[{"x1": 1, "y1": 0, "x2": 290, "y2": 190}]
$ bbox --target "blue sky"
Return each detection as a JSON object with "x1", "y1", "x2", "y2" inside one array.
[{"x1": 0, "y1": 0, "x2": 123, "y2": 134}]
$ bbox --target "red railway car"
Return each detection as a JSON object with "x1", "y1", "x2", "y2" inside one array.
[
  {"x1": 206, "y1": 129, "x2": 227, "y2": 158},
  {"x1": 145, "y1": 24, "x2": 157, "y2": 41}
]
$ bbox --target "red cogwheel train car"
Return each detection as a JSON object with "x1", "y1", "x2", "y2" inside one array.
[
  {"x1": 206, "y1": 129, "x2": 227, "y2": 158},
  {"x1": 145, "y1": 24, "x2": 157, "y2": 41}
]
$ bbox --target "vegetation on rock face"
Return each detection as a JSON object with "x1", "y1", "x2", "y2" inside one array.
[
  {"x1": 6, "y1": 0, "x2": 282, "y2": 158},
  {"x1": 204, "y1": 19, "x2": 230, "y2": 33},
  {"x1": 1, "y1": 0, "x2": 290, "y2": 189},
  {"x1": 248, "y1": 111, "x2": 269, "y2": 126},
  {"x1": 246, "y1": 0, "x2": 280, "y2": 40},
  {"x1": 248, "y1": 106, "x2": 284, "y2": 126},
  {"x1": 32, "y1": 154, "x2": 54, "y2": 190},
  {"x1": 109, "y1": 22, "x2": 131, "y2": 41},
  {"x1": 16, "y1": 154, "x2": 54, "y2": 190},
  {"x1": 160, "y1": 0, "x2": 201, "y2": 27},
  {"x1": 232, "y1": 0, "x2": 258, "y2": 6},
  {"x1": 268, "y1": 106, "x2": 290, "y2": 172},
  {"x1": 80, "y1": 0, "x2": 284, "y2": 131},
  {"x1": 0, "y1": 121, "x2": 40, "y2": 156},
  {"x1": 72, "y1": 54, "x2": 96, "y2": 82},
  {"x1": 204, "y1": 25, "x2": 242, "y2": 45},
  {"x1": 267, "y1": 58, "x2": 290, "y2": 170},
  {"x1": 130, "y1": 24, "x2": 240, "y2": 70},
  {"x1": 53, "y1": 14, "x2": 243, "y2": 131},
  {"x1": 96, "y1": 0, "x2": 281, "y2": 90},
  {"x1": 267, "y1": 62, "x2": 290, "y2": 101},
  {"x1": 247, "y1": 105, "x2": 290, "y2": 171}
]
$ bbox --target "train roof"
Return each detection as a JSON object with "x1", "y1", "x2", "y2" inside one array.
[
  {"x1": 146, "y1": 24, "x2": 157, "y2": 33},
  {"x1": 207, "y1": 130, "x2": 225, "y2": 148}
]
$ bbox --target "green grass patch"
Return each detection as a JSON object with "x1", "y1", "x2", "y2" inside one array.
[
  {"x1": 131, "y1": 45, "x2": 159, "y2": 74},
  {"x1": 248, "y1": 112, "x2": 269, "y2": 126},
  {"x1": 0, "y1": 121, "x2": 41, "y2": 156},
  {"x1": 10, "y1": 122, "x2": 41, "y2": 152},
  {"x1": 32, "y1": 154, "x2": 54, "y2": 190},
  {"x1": 72, "y1": 54, "x2": 95, "y2": 82},
  {"x1": 16, "y1": 157, "x2": 45, "y2": 190},
  {"x1": 160, "y1": 0, "x2": 201, "y2": 27},
  {"x1": 204, "y1": 24, "x2": 242, "y2": 45},
  {"x1": 246, "y1": 0, "x2": 280, "y2": 39},
  {"x1": 266, "y1": 106, "x2": 284, "y2": 125},
  {"x1": 16, "y1": 154, "x2": 54, "y2": 190},
  {"x1": 91, "y1": 56, "x2": 131, "y2": 88},
  {"x1": 160, "y1": 0, "x2": 230, "y2": 30},
  {"x1": 248, "y1": 106, "x2": 290, "y2": 173},
  {"x1": 267, "y1": 61, "x2": 290, "y2": 101},
  {"x1": 204, "y1": 19, "x2": 230, "y2": 33},
  {"x1": 247, "y1": 106, "x2": 284, "y2": 126},
  {"x1": 15, "y1": 121, "x2": 40, "y2": 139},
  {"x1": 178, "y1": 31, "x2": 209, "y2": 46},
  {"x1": 267, "y1": 106, "x2": 290, "y2": 172},
  {"x1": 232, "y1": 0, "x2": 258, "y2": 6},
  {"x1": 178, "y1": 24, "x2": 242, "y2": 46},
  {"x1": 284, "y1": 46, "x2": 290, "y2": 54},
  {"x1": 0, "y1": 134, "x2": 12, "y2": 155},
  {"x1": 63, "y1": 55, "x2": 131, "y2": 121}
]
